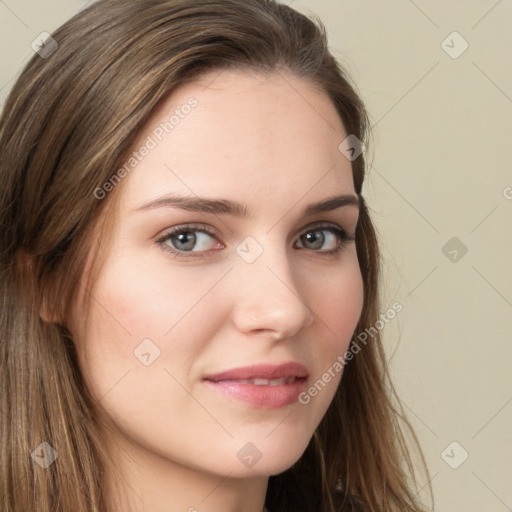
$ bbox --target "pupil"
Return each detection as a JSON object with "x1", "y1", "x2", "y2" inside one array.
[
  {"x1": 305, "y1": 231, "x2": 324, "y2": 249},
  {"x1": 175, "y1": 231, "x2": 196, "y2": 250}
]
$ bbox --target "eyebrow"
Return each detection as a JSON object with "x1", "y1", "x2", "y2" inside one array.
[{"x1": 134, "y1": 193, "x2": 360, "y2": 217}]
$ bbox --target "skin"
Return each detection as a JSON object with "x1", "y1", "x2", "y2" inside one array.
[{"x1": 67, "y1": 69, "x2": 364, "y2": 512}]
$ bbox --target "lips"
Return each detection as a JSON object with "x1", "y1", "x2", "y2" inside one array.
[
  {"x1": 228, "y1": 376, "x2": 298, "y2": 386},
  {"x1": 203, "y1": 362, "x2": 308, "y2": 382},
  {"x1": 203, "y1": 362, "x2": 309, "y2": 409}
]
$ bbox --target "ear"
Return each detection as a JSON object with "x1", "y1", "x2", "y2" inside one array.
[
  {"x1": 16, "y1": 249, "x2": 62, "y2": 324},
  {"x1": 40, "y1": 294, "x2": 62, "y2": 324}
]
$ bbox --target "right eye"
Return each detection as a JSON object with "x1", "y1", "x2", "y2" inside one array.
[{"x1": 156, "y1": 224, "x2": 224, "y2": 259}]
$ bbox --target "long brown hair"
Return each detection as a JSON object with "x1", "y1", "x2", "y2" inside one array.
[{"x1": 0, "y1": 1, "x2": 432, "y2": 511}]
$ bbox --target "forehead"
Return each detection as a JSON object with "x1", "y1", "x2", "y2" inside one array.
[{"x1": 118, "y1": 69, "x2": 354, "y2": 210}]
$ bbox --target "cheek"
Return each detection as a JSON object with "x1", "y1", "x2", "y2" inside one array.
[
  {"x1": 312, "y1": 253, "x2": 364, "y2": 350},
  {"x1": 73, "y1": 257, "x2": 228, "y2": 398},
  {"x1": 301, "y1": 254, "x2": 364, "y2": 407},
  {"x1": 295, "y1": 253, "x2": 363, "y2": 405},
  {"x1": 89, "y1": 253, "x2": 227, "y2": 339}
]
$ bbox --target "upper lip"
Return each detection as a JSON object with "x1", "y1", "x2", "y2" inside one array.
[{"x1": 203, "y1": 362, "x2": 309, "y2": 381}]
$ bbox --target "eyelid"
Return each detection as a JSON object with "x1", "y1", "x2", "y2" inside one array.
[
  {"x1": 301, "y1": 220, "x2": 354, "y2": 236},
  {"x1": 155, "y1": 221, "x2": 355, "y2": 258},
  {"x1": 155, "y1": 223, "x2": 221, "y2": 252},
  {"x1": 156, "y1": 222, "x2": 218, "y2": 239}
]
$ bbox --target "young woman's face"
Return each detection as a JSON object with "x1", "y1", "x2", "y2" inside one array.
[{"x1": 70, "y1": 70, "x2": 363, "y2": 480}]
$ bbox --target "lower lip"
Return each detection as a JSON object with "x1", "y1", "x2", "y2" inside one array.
[{"x1": 204, "y1": 378, "x2": 308, "y2": 409}]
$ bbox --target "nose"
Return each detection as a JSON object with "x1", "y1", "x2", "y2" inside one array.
[{"x1": 229, "y1": 242, "x2": 314, "y2": 340}]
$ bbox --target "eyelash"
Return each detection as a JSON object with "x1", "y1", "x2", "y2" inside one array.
[{"x1": 155, "y1": 222, "x2": 356, "y2": 260}]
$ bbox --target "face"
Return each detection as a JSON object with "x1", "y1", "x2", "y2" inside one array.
[{"x1": 69, "y1": 69, "x2": 364, "y2": 481}]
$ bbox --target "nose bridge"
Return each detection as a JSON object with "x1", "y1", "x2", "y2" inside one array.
[{"x1": 230, "y1": 235, "x2": 314, "y2": 336}]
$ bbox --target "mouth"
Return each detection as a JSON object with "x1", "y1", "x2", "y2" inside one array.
[
  {"x1": 221, "y1": 376, "x2": 300, "y2": 386},
  {"x1": 203, "y1": 362, "x2": 309, "y2": 409}
]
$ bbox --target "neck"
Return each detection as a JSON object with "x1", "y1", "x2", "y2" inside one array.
[{"x1": 104, "y1": 434, "x2": 269, "y2": 512}]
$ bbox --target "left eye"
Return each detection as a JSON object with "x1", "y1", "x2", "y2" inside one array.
[
  {"x1": 296, "y1": 227, "x2": 344, "y2": 251},
  {"x1": 156, "y1": 223, "x2": 353, "y2": 258},
  {"x1": 159, "y1": 227, "x2": 221, "y2": 254}
]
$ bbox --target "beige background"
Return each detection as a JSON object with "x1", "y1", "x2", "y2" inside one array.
[{"x1": 1, "y1": 1, "x2": 511, "y2": 510}]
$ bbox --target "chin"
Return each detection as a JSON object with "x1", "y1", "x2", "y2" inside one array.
[{"x1": 221, "y1": 429, "x2": 314, "y2": 478}]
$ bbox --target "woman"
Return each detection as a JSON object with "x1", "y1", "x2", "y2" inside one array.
[{"x1": 0, "y1": 1, "x2": 432, "y2": 511}]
